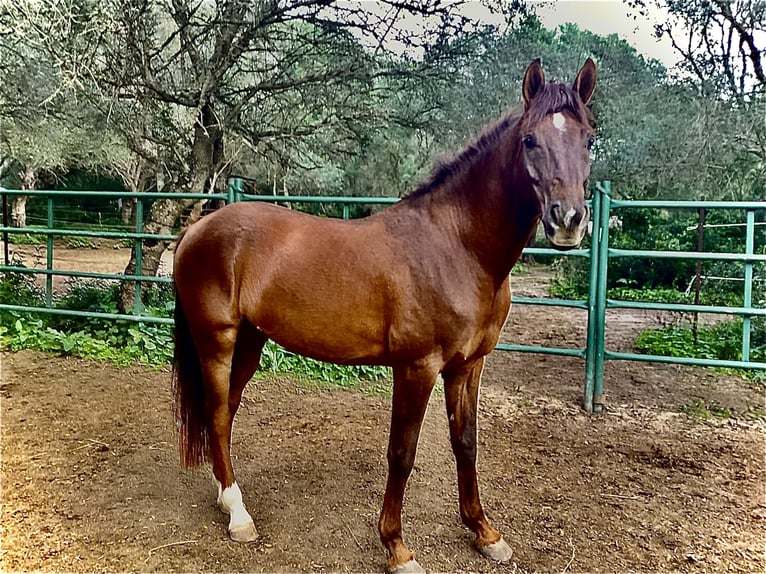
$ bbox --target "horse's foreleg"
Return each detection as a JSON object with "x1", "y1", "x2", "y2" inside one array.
[
  {"x1": 378, "y1": 362, "x2": 438, "y2": 574},
  {"x1": 443, "y1": 357, "x2": 513, "y2": 563},
  {"x1": 202, "y1": 324, "x2": 265, "y2": 543}
]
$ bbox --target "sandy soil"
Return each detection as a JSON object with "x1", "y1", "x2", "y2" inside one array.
[{"x1": 1, "y1": 254, "x2": 764, "y2": 573}]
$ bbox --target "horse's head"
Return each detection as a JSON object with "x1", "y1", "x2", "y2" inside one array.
[{"x1": 519, "y1": 58, "x2": 596, "y2": 249}]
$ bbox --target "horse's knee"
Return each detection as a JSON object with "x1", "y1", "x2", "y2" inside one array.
[
  {"x1": 387, "y1": 445, "x2": 416, "y2": 477},
  {"x1": 451, "y1": 436, "x2": 477, "y2": 466}
]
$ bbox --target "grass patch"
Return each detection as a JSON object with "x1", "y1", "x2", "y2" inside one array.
[
  {"x1": 64, "y1": 236, "x2": 101, "y2": 249},
  {"x1": 258, "y1": 341, "x2": 391, "y2": 391},
  {"x1": 679, "y1": 398, "x2": 732, "y2": 422},
  {"x1": 6, "y1": 231, "x2": 46, "y2": 245}
]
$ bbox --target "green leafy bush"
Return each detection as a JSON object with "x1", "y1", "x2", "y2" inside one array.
[
  {"x1": 0, "y1": 259, "x2": 45, "y2": 326},
  {"x1": 259, "y1": 341, "x2": 389, "y2": 388},
  {"x1": 65, "y1": 236, "x2": 100, "y2": 249},
  {"x1": 7, "y1": 232, "x2": 46, "y2": 245},
  {"x1": 635, "y1": 317, "x2": 765, "y2": 365}
]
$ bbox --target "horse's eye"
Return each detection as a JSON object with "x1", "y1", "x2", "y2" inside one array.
[
  {"x1": 587, "y1": 135, "x2": 595, "y2": 150},
  {"x1": 523, "y1": 135, "x2": 536, "y2": 149}
]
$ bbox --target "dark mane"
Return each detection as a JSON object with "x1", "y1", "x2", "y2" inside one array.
[
  {"x1": 406, "y1": 112, "x2": 520, "y2": 200},
  {"x1": 407, "y1": 79, "x2": 593, "y2": 200}
]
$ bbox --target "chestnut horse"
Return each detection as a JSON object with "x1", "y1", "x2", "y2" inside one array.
[{"x1": 173, "y1": 58, "x2": 596, "y2": 573}]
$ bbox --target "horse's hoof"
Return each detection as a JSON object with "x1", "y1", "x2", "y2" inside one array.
[
  {"x1": 229, "y1": 521, "x2": 259, "y2": 543},
  {"x1": 477, "y1": 537, "x2": 513, "y2": 563},
  {"x1": 388, "y1": 559, "x2": 426, "y2": 574}
]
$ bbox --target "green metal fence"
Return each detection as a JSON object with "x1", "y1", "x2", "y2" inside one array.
[{"x1": 1, "y1": 183, "x2": 764, "y2": 412}]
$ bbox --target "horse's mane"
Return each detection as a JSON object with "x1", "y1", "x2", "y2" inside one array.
[{"x1": 406, "y1": 80, "x2": 594, "y2": 200}]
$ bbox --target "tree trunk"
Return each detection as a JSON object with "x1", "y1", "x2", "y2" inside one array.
[
  {"x1": 11, "y1": 166, "x2": 36, "y2": 228},
  {"x1": 11, "y1": 196, "x2": 27, "y2": 228},
  {"x1": 120, "y1": 197, "x2": 137, "y2": 225},
  {"x1": 118, "y1": 102, "x2": 228, "y2": 314}
]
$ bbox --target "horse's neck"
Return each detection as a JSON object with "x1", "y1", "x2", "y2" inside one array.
[{"x1": 429, "y1": 153, "x2": 540, "y2": 281}]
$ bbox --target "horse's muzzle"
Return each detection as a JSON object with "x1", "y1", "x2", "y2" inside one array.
[{"x1": 542, "y1": 201, "x2": 590, "y2": 250}]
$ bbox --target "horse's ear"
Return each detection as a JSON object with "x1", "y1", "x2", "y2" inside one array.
[
  {"x1": 572, "y1": 57, "x2": 597, "y2": 105},
  {"x1": 522, "y1": 58, "x2": 545, "y2": 108}
]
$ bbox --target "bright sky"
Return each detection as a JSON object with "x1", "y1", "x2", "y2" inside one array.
[
  {"x1": 532, "y1": 0, "x2": 679, "y2": 67},
  {"x1": 458, "y1": 0, "x2": 680, "y2": 68}
]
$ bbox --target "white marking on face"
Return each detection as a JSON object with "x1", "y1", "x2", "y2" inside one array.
[{"x1": 552, "y1": 112, "x2": 566, "y2": 132}]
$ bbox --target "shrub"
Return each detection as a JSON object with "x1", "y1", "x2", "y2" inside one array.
[
  {"x1": 0, "y1": 258, "x2": 45, "y2": 325},
  {"x1": 635, "y1": 317, "x2": 765, "y2": 365}
]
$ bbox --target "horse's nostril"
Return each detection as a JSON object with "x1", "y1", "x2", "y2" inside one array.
[{"x1": 549, "y1": 202, "x2": 561, "y2": 222}]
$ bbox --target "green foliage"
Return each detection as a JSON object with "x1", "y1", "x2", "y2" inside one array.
[
  {"x1": 550, "y1": 207, "x2": 764, "y2": 309},
  {"x1": 635, "y1": 317, "x2": 765, "y2": 366},
  {"x1": 64, "y1": 236, "x2": 100, "y2": 249},
  {"x1": 606, "y1": 286, "x2": 690, "y2": 304},
  {"x1": 0, "y1": 260, "x2": 45, "y2": 325},
  {"x1": 679, "y1": 398, "x2": 731, "y2": 422},
  {"x1": 258, "y1": 341, "x2": 389, "y2": 389},
  {"x1": 6, "y1": 232, "x2": 46, "y2": 245}
]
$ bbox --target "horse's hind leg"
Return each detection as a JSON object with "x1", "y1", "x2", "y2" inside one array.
[
  {"x1": 443, "y1": 357, "x2": 513, "y2": 563},
  {"x1": 203, "y1": 321, "x2": 266, "y2": 542}
]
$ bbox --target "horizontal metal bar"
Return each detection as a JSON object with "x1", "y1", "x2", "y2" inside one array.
[
  {"x1": 512, "y1": 296, "x2": 589, "y2": 309},
  {"x1": 608, "y1": 248, "x2": 766, "y2": 262},
  {"x1": 611, "y1": 199, "x2": 766, "y2": 210},
  {"x1": 242, "y1": 194, "x2": 400, "y2": 205},
  {"x1": 0, "y1": 265, "x2": 173, "y2": 283},
  {"x1": 0, "y1": 304, "x2": 174, "y2": 325},
  {"x1": 605, "y1": 350, "x2": 766, "y2": 370},
  {"x1": 0, "y1": 227, "x2": 177, "y2": 241},
  {"x1": 0, "y1": 189, "x2": 227, "y2": 201},
  {"x1": 495, "y1": 342, "x2": 586, "y2": 358},
  {"x1": 606, "y1": 299, "x2": 765, "y2": 316},
  {"x1": 521, "y1": 247, "x2": 591, "y2": 257}
]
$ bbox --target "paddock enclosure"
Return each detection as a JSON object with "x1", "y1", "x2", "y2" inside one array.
[{"x1": 1, "y1": 264, "x2": 764, "y2": 573}]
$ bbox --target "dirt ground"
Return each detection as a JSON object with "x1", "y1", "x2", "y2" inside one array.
[{"x1": 1, "y1": 253, "x2": 764, "y2": 573}]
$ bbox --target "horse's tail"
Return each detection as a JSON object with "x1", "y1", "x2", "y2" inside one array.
[{"x1": 172, "y1": 237, "x2": 211, "y2": 469}]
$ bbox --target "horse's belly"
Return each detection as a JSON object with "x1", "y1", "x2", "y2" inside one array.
[
  {"x1": 246, "y1": 289, "x2": 389, "y2": 365},
  {"x1": 263, "y1": 318, "x2": 387, "y2": 365}
]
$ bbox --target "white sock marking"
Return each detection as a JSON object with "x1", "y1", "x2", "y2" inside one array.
[{"x1": 214, "y1": 479, "x2": 254, "y2": 532}]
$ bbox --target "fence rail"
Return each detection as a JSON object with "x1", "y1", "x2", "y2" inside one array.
[{"x1": 1, "y1": 182, "x2": 764, "y2": 413}]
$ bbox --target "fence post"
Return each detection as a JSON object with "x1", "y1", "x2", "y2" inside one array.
[
  {"x1": 693, "y1": 200, "x2": 705, "y2": 342},
  {"x1": 583, "y1": 182, "x2": 603, "y2": 412},
  {"x1": 228, "y1": 177, "x2": 244, "y2": 204},
  {"x1": 46, "y1": 196, "x2": 54, "y2": 308},
  {"x1": 742, "y1": 209, "x2": 755, "y2": 361},
  {"x1": 133, "y1": 198, "x2": 144, "y2": 318},
  {"x1": 2, "y1": 191, "x2": 8, "y2": 266},
  {"x1": 592, "y1": 180, "x2": 612, "y2": 413}
]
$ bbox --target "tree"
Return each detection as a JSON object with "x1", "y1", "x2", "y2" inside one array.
[
  {"x1": 628, "y1": 0, "x2": 764, "y2": 100},
  {"x1": 5, "y1": 0, "x2": 493, "y2": 311}
]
